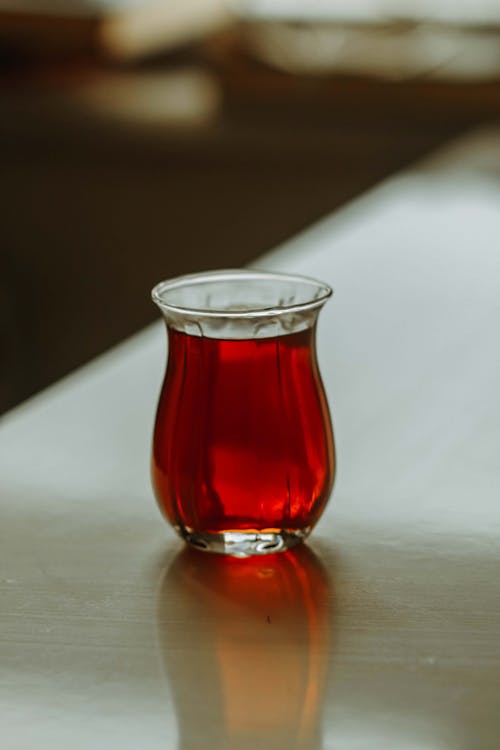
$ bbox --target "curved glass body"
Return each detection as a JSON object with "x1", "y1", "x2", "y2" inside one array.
[{"x1": 151, "y1": 269, "x2": 335, "y2": 556}]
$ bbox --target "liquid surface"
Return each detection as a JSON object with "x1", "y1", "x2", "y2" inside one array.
[{"x1": 152, "y1": 326, "x2": 335, "y2": 535}]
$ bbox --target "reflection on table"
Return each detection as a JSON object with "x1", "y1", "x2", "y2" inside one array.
[{"x1": 158, "y1": 545, "x2": 334, "y2": 750}]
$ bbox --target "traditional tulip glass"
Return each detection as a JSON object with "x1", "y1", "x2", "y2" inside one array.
[{"x1": 151, "y1": 269, "x2": 335, "y2": 557}]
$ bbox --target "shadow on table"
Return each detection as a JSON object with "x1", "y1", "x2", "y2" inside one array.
[{"x1": 157, "y1": 544, "x2": 335, "y2": 750}]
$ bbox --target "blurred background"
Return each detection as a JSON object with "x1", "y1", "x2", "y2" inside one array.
[{"x1": 1, "y1": 0, "x2": 500, "y2": 414}]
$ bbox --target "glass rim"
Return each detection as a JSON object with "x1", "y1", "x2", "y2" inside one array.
[{"x1": 151, "y1": 268, "x2": 333, "y2": 319}]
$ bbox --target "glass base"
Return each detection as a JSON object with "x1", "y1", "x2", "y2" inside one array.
[{"x1": 176, "y1": 526, "x2": 311, "y2": 558}]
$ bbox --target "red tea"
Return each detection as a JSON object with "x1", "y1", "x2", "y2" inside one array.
[{"x1": 152, "y1": 325, "x2": 335, "y2": 539}]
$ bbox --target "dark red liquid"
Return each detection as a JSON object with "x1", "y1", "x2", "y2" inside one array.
[{"x1": 152, "y1": 325, "x2": 335, "y2": 536}]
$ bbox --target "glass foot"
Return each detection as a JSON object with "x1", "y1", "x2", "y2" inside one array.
[{"x1": 177, "y1": 527, "x2": 311, "y2": 557}]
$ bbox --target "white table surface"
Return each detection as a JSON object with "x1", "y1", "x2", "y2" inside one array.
[{"x1": 1, "y1": 129, "x2": 500, "y2": 749}]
